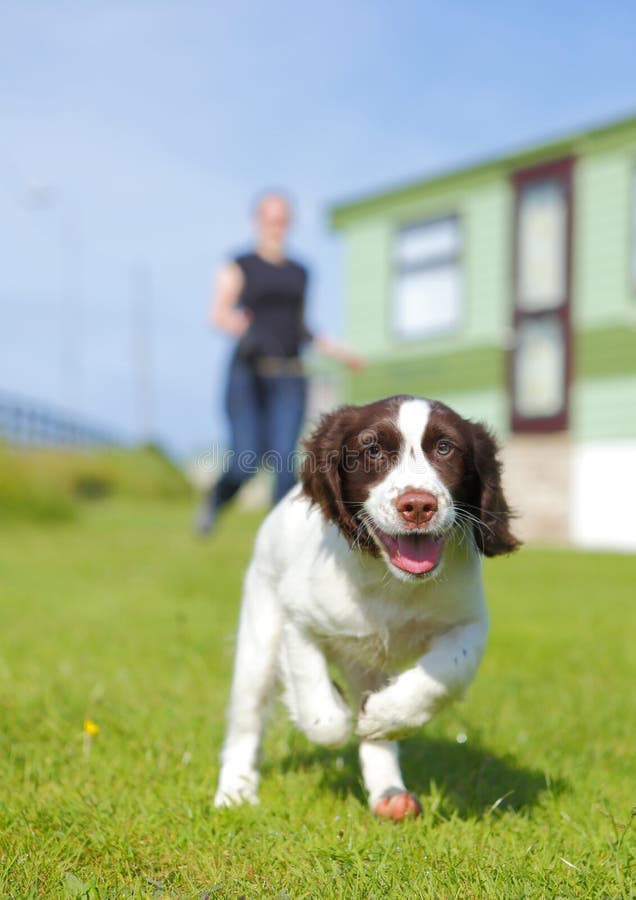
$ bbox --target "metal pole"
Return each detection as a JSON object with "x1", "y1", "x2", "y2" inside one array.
[
  {"x1": 130, "y1": 262, "x2": 155, "y2": 444},
  {"x1": 19, "y1": 179, "x2": 83, "y2": 414}
]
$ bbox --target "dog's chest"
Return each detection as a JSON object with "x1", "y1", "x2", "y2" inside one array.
[
  {"x1": 322, "y1": 614, "x2": 442, "y2": 671},
  {"x1": 276, "y1": 504, "x2": 482, "y2": 673},
  {"x1": 301, "y1": 575, "x2": 460, "y2": 672}
]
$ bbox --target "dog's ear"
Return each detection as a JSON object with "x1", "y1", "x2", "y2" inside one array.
[
  {"x1": 469, "y1": 422, "x2": 521, "y2": 557},
  {"x1": 300, "y1": 406, "x2": 360, "y2": 543}
]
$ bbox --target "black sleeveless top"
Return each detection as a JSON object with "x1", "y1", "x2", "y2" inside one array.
[{"x1": 234, "y1": 252, "x2": 311, "y2": 361}]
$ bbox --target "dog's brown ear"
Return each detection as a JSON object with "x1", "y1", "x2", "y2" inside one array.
[
  {"x1": 470, "y1": 423, "x2": 521, "y2": 557},
  {"x1": 300, "y1": 406, "x2": 360, "y2": 543}
]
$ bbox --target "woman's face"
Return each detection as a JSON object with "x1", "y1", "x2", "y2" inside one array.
[{"x1": 256, "y1": 195, "x2": 291, "y2": 247}]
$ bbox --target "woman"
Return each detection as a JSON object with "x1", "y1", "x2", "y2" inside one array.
[{"x1": 197, "y1": 191, "x2": 363, "y2": 534}]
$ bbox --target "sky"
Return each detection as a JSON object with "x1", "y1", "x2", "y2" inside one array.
[{"x1": 2, "y1": 0, "x2": 636, "y2": 458}]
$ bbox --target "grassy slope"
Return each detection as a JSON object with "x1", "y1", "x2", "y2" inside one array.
[
  {"x1": 0, "y1": 444, "x2": 190, "y2": 524},
  {"x1": 0, "y1": 500, "x2": 634, "y2": 899}
]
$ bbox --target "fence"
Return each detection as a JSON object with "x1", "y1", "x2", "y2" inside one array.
[{"x1": 0, "y1": 391, "x2": 120, "y2": 448}]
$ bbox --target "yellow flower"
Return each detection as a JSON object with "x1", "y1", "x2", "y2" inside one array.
[{"x1": 83, "y1": 719, "x2": 100, "y2": 736}]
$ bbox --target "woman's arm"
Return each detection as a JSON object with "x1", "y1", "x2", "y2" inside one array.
[
  {"x1": 312, "y1": 334, "x2": 366, "y2": 372},
  {"x1": 209, "y1": 262, "x2": 250, "y2": 338}
]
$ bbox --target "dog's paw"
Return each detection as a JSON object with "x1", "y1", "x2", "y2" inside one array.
[
  {"x1": 214, "y1": 770, "x2": 259, "y2": 808},
  {"x1": 373, "y1": 788, "x2": 422, "y2": 821},
  {"x1": 301, "y1": 706, "x2": 352, "y2": 748},
  {"x1": 356, "y1": 690, "x2": 422, "y2": 742}
]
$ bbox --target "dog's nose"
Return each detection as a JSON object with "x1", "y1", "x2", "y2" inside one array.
[{"x1": 395, "y1": 490, "x2": 438, "y2": 526}]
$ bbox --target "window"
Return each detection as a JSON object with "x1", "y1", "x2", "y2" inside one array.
[
  {"x1": 517, "y1": 178, "x2": 567, "y2": 311},
  {"x1": 513, "y1": 317, "x2": 567, "y2": 419},
  {"x1": 392, "y1": 216, "x2": 462, "y2": 340}
]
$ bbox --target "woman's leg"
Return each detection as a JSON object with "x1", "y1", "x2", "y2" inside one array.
[
  {"x1": 198, "y1": 359, "x2": 263, "y2": 532},
  {"x1": 263, "y1": 375, "x2": 307, "y2": 505}
]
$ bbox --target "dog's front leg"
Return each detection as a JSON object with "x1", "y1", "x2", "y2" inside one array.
[
  {"x1": 345, "y1": 666, "x2": 422, "y2": 819},
  {"x1": 215, "y1": 564, "x2": 281, "y2": 808},
  {"x1": 281, "y1": 621, "x2": 352, "y2": 747},
  {"x1": 356, "y1": 618, "x2": 488, "y2": 741}
]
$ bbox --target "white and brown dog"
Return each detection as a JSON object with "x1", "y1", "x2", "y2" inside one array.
[{"x1": 215, "y1": 396, "x2": 519, "y2": 820}]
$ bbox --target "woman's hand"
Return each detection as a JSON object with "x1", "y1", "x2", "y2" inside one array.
[
  {"x1": 226, "y1": 308, "x2": 252, "y2": 338},
  {"x1": 313, "y1": 336, "x2": 366, "y2": 372},
  {"x1": 342, "y1": 351, "x2": 366, "y2": 373},
  {"x1": 209, "y1": 262, "x2": 249, "y2": 338}
]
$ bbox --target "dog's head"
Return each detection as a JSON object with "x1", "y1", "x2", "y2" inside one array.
[{"x1": 301, "y1": 395, "x2": 520, "y2": 581}]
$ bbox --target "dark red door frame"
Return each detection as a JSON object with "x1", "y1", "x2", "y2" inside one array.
[{"x1": 509, "y1": 157, "x2": 574, "y2": 433}]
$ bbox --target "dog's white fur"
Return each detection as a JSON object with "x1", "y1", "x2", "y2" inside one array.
[{"x1": 214, "y1": 399, "x2": 489, "y2": 810}]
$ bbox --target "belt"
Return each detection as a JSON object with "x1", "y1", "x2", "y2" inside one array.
[{"x1": 253, "y1": 356, "x2": 304, "y2": 377}]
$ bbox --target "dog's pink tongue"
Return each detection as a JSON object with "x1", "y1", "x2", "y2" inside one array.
[{"x1": 392, "y1": 534, "x2": 443, "y2": 574}]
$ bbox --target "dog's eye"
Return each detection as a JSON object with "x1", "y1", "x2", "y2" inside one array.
[
  {"x1": 366, "y1": 444, "x2": 383, "y2": 459},
  {"x1": 436, "y1": 439, "x2": 453, "y2": 457}
]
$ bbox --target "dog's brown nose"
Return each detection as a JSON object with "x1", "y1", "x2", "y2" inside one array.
[{"x1": 395, "y1": 490, "x2": 438, "y2": 526}]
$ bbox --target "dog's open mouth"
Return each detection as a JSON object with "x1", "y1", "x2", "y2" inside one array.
[{"x1": 372, "y1": 528, "x2": 446, "y2": 575}]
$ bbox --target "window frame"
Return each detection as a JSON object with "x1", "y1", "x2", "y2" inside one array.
[{"x1": 509, "y1": 157, "x2": 574, "y2": 434}]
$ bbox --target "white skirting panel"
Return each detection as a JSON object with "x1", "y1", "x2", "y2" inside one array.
[{"x1": 571, "y1": 441, "x2": 636, "y2": 551}]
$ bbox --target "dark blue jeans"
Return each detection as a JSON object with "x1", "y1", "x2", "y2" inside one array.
[{"x1": 212, "y1": 355, "x2": 307, "y2": 511}]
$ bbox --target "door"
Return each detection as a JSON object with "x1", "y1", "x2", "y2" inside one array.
[{"x1": 510, "y1": 158, "x2": 574, "y2": 432}]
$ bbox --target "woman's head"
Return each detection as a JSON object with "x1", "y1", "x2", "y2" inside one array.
[{"x1": 254, "y1": 191, "x2": 292, "y2": 254}]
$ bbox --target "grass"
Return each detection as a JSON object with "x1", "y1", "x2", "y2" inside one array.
[{"x1": 0, "y1": 498, "x2": 634, "y2": 898}]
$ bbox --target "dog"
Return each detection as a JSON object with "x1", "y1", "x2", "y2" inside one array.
[{"x1": 214, "y1": 395, "x2": 519, "y2": 820}]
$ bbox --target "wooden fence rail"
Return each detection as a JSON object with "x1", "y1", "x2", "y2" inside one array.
[{"x1": 0, "y1": 391, "x2": 120, "y2": 448}]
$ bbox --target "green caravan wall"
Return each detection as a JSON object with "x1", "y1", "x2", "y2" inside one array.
[
  {"x1": 574, "y1": 375, "x2": 636, "y2": 440},
  {"x1": 574, "y1": 140, "x2": 636, "y2": 328},
  {"x1": 344, "y1": 220, "x2": 391, "y2": 358},
  {"x1": 341, "y1": 173, "x2": 512, "y2": 415},
  {"x1": 343, "y1": 176, "x2": 512, "y2": 361},
  {"x1": 341, "y1": 134, "x2": 636, "y2": 374},
  {"x1": 334, "y1": 115, "x2": 636, "y2": 439},
  {"x1": 571, "y1": 139, "x2": 636, "y2": 439}
]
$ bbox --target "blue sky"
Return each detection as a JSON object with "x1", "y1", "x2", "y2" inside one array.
[{"x1": 2, "y1": 1, "x2": 636, "y2": 456}]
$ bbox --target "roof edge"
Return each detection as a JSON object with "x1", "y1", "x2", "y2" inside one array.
[{"x1": 330, "y1": 110, "x2": 636, "y2": 228}]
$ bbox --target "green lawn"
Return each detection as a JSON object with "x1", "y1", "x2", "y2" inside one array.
[{"x1": 0, "y1": 499, "x2": 634, "y2": 898}]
